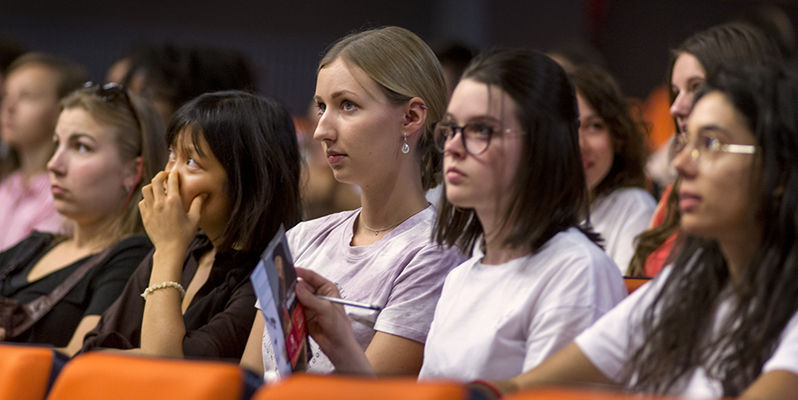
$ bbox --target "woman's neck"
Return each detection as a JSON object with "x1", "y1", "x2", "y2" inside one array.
[
  {"x1": 358, "y1": 171, "x2": 428, "y2": 231},
  {"x1": 70, "y1": 217, "x2": 121, "y2": 252},
  {"x1": 716, "y1": 227, "x2": 761, "y2": 287},
  {"x1": 352, "y1": 168, "x2": 428, "y2": 245},
  {"x1": 17, "y1": 143, "x2": 52, "y2": 179},
  {"x1": 477, "y1": 206, "x2": 531, "y2": 265}
]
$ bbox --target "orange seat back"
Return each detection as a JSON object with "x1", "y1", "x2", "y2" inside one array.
[
  {"x1": 0, "y1": 344, "x2": 55, "y2": 400},
  {"x1": 623, "y1": 277, "x2": 651, "y2": 295},
  {"x1": 46, "y1": 352, "x2": 244, "y2": 400},
  {"x1": 253, "y1": 374, "x2": 464, "y2": 400}
]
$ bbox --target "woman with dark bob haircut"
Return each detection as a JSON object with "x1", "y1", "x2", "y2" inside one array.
[
  {"x1": 483, "y1": 64, "x2": 798, "y2": 399},
  {"x1": 568, "y1": 65, "x2": 656, "y2": 273},
  {"x1": 81, "y1": 91, "x2": 303, "y2": 360},
  {"x1": 292, "y1": 47, "x2": 625, "y2": 382}
]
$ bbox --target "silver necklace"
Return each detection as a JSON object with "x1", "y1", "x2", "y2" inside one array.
[{"x1": 359, "y1": 207, "x2": 427, "y2": 236}]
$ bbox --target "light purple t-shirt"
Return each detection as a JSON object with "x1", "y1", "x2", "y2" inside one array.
[{"x1": 261, "y1": 205, "x2": 466, "y2": 375}]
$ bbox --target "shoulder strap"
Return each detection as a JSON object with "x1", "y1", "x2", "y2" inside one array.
[
  {"x1": 13, "y1": 246, "x2": 113, "y2": 336},
  {"x1": 0, "y1": 234, "x2": 63, "y2": 282}
]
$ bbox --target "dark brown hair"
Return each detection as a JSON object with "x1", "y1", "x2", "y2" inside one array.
[
  {"x1": 568, "y1": 64, "x2": 648, "y2": 197},
  {"x1": 434, "y1": 47, "x2": 597, "y2": 255},
  {"x1": 625, "y1": 65, "x2": 798, "y2": 396}
]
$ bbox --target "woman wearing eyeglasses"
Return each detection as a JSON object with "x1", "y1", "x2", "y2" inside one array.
[
  {"x1": 293, "y1": 48, "x2": 626, "y2": 381},
  {"x1": 0, "y1": 84, "x2": 166, "y2": 356},
  {"x1": 478, "y1": 64, "x2": 798, "y2": 400},
  {"x1": 240, "y1": 26, "x2": 466, "y2": 379},
  {"x1": 628, "y1": 23, "x2": 781, "y2": 277}
]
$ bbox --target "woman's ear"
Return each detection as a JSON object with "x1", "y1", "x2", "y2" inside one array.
[
  {"x1": 123, "y1": 156, "x2": 144, "y2": 190},
  {"x1": 402, "y1": 97, "x2": 428, "y2": 139}
]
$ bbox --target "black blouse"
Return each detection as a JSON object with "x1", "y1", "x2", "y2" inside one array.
[
  {"x1": 81, "y1": 233, "x2": 261, "y2": 361},
  {"x1": 0, "y1": 232, "x2": 152, "y2": 346}
]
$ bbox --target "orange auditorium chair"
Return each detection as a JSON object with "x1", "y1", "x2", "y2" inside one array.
[
  {"x1": 623, "y1": 276, "x2": 651, "y2": 295},
  {"x1": 253, "y1": 374, "x2": 465, "y2": 400},
  {"x1": 46, "y1": 352, "x2": 250, "y2": 400},
  {"x1": 0, "y1": 343, "x2": 66, "y2": 400}
]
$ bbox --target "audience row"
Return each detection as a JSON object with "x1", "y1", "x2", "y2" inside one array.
[{"x1": 0, "y1": 20, "x2": 796, "y2": 400}]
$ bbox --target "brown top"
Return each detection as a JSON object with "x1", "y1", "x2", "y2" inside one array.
[{"x1": 80, "y1": 233, "x2": 260, "y2": 361}]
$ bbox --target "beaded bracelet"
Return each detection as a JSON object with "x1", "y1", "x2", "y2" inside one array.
[{"x1": 140, "y1": 281, "x2": 186, "y2": 299}]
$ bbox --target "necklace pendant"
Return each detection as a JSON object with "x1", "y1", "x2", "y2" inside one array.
[{"x1": 373, "y1": 230, "x2": 379, "y2": 236}]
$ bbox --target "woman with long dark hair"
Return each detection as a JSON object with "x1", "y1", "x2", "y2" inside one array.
[
  {"x1": 628, "y1": 22, "x2": 781, "y2": 277},
  {"x1": 488, "y1": 64, "x2": 798, "y2": 399}
]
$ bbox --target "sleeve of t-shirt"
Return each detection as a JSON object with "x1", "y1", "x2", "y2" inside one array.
[
  {"x1": 373, "y1": 245, "x2": 463, "y2": 343},
  {"x1": 762, "y1": 309, "x2": 798, "y2": 376},
  {"x1": 609, "y1": 191, "x2": 656, "y2": 272},
  {"x1": 573, "y1": 271, "x2": 665, "y2": 382},
  {"x1": 522, "y1": 254, "x2": 627, "y2": 372},
  {"x1": 84, "y1": 236, "x2": 153, "y2": 316}
]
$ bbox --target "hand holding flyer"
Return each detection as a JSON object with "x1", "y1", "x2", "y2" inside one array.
[{"x1": 250, "y1": 225, "x2": 308, "y2": 377}]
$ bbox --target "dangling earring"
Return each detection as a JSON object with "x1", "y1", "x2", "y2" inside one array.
[
  {"x1": 125, "y1": 186, "x2": 131, "y2": 194},
  {"x1": 401, "y1": 132, "x2": 410, "y2": 154}
]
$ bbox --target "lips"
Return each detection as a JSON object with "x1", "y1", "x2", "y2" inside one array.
[
  {"x1": 445, "y1": 166, "x2": 466, "y2": 183},
  {"x1": 50, "y1": 183, "x2": 67, "y2": 198},
  {"x1": 326, "y1": 150, "x2": 346, "y2": 165},
  {"x1": 678, "y1": 190, "x2": 701, "y2": 212}
]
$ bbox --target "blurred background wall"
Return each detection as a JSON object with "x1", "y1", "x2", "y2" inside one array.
[{"x1": 2, "y1": 0, "x2": 796, "y2": 114}]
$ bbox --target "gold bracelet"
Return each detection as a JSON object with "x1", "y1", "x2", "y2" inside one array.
[{"x1": 140, "y1": 281, "x2": 186, "y2": 300}]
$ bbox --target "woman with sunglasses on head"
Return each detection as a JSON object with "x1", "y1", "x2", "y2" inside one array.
[
  {"x1": 240, "y1": 26, "x2": 466, "y2": 378},
  {"x1": 482, "y1": 64, "x2": 798, "y2": 400},
  {"x1": 0, "y1": 83, "x2": 166, "y2": 356},
  {"x1": 81, "y1": 91, "x2": 302, "y2": 361},
  {"x1": 567, "y1": 65, "x2": 655, "y2": 273},
  {"x1": 293, "y1": 47, "x2": 626, "y2": 381},
  {"x1": 628, "y1": 22, "x2": 781, "y2": 277}
]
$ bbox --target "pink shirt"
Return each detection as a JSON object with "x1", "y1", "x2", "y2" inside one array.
[{"x1": 0, "y1": 171, "x2": 64, "y2": 250}]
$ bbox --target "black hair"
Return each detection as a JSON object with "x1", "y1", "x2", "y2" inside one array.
[{"x1": 166, "y1": 91, "x2": 302, "y2": 254}]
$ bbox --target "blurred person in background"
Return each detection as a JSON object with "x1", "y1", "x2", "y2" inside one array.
[{"x1": 0, "y1": 53, "x2": 87, "y2": 250}]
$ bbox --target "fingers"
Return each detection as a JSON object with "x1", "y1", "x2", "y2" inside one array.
[
  {"x1": 151, "y1": 171, "x2": 168, "y2": 202},
  {"x1": 296, "y1": 268, "x2": 340, "y2": 297},
  {"x1": 187, "y1": 193, "x2": 206, "y2": 222},
  {"x1": 166, "y1": 169, "x2": 180, "y2": 197}
]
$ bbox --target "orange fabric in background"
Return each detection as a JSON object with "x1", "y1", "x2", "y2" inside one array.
[
  {"x1": 644, "y1": 184, "x2": 677, "y2": 277},
  {"x1": 643, "y1": 85, "x2": 676, "y2": 150}
]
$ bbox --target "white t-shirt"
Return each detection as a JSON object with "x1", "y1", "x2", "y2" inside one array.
[
  {"x1": 260, "y1": 205, "x2": 466, "y2": 377},
  {"x1": 590, "y1": 187, "x2": 656, "y2": 274},
  {"x1": 418, "y1": 227, "x2": 626, "y2": 381},
  {"x1": 575, "y1": 267, "x2": 798, "y2": 398}
]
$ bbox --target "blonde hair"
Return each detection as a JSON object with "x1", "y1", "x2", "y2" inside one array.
[
  {"x1": 319, "y1": 26, "x2": 447, "y2": 190},
  {"x1": 60, "y1": 87, "x2": 167, "y2": 245}
]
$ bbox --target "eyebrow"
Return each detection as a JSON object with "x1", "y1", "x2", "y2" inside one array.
[
  {"x1": 694, "y1": 125, "x2": 732, "y2": 140},
  {"x1": 58, "y1": 132, "x2": 98, "y2": 143},
  {"x1": 442, "y1": 113, "x2": 502, "y2": 124},
  {"x1": 314, "y1": 89, "x2": 358, "y2": 102}
]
